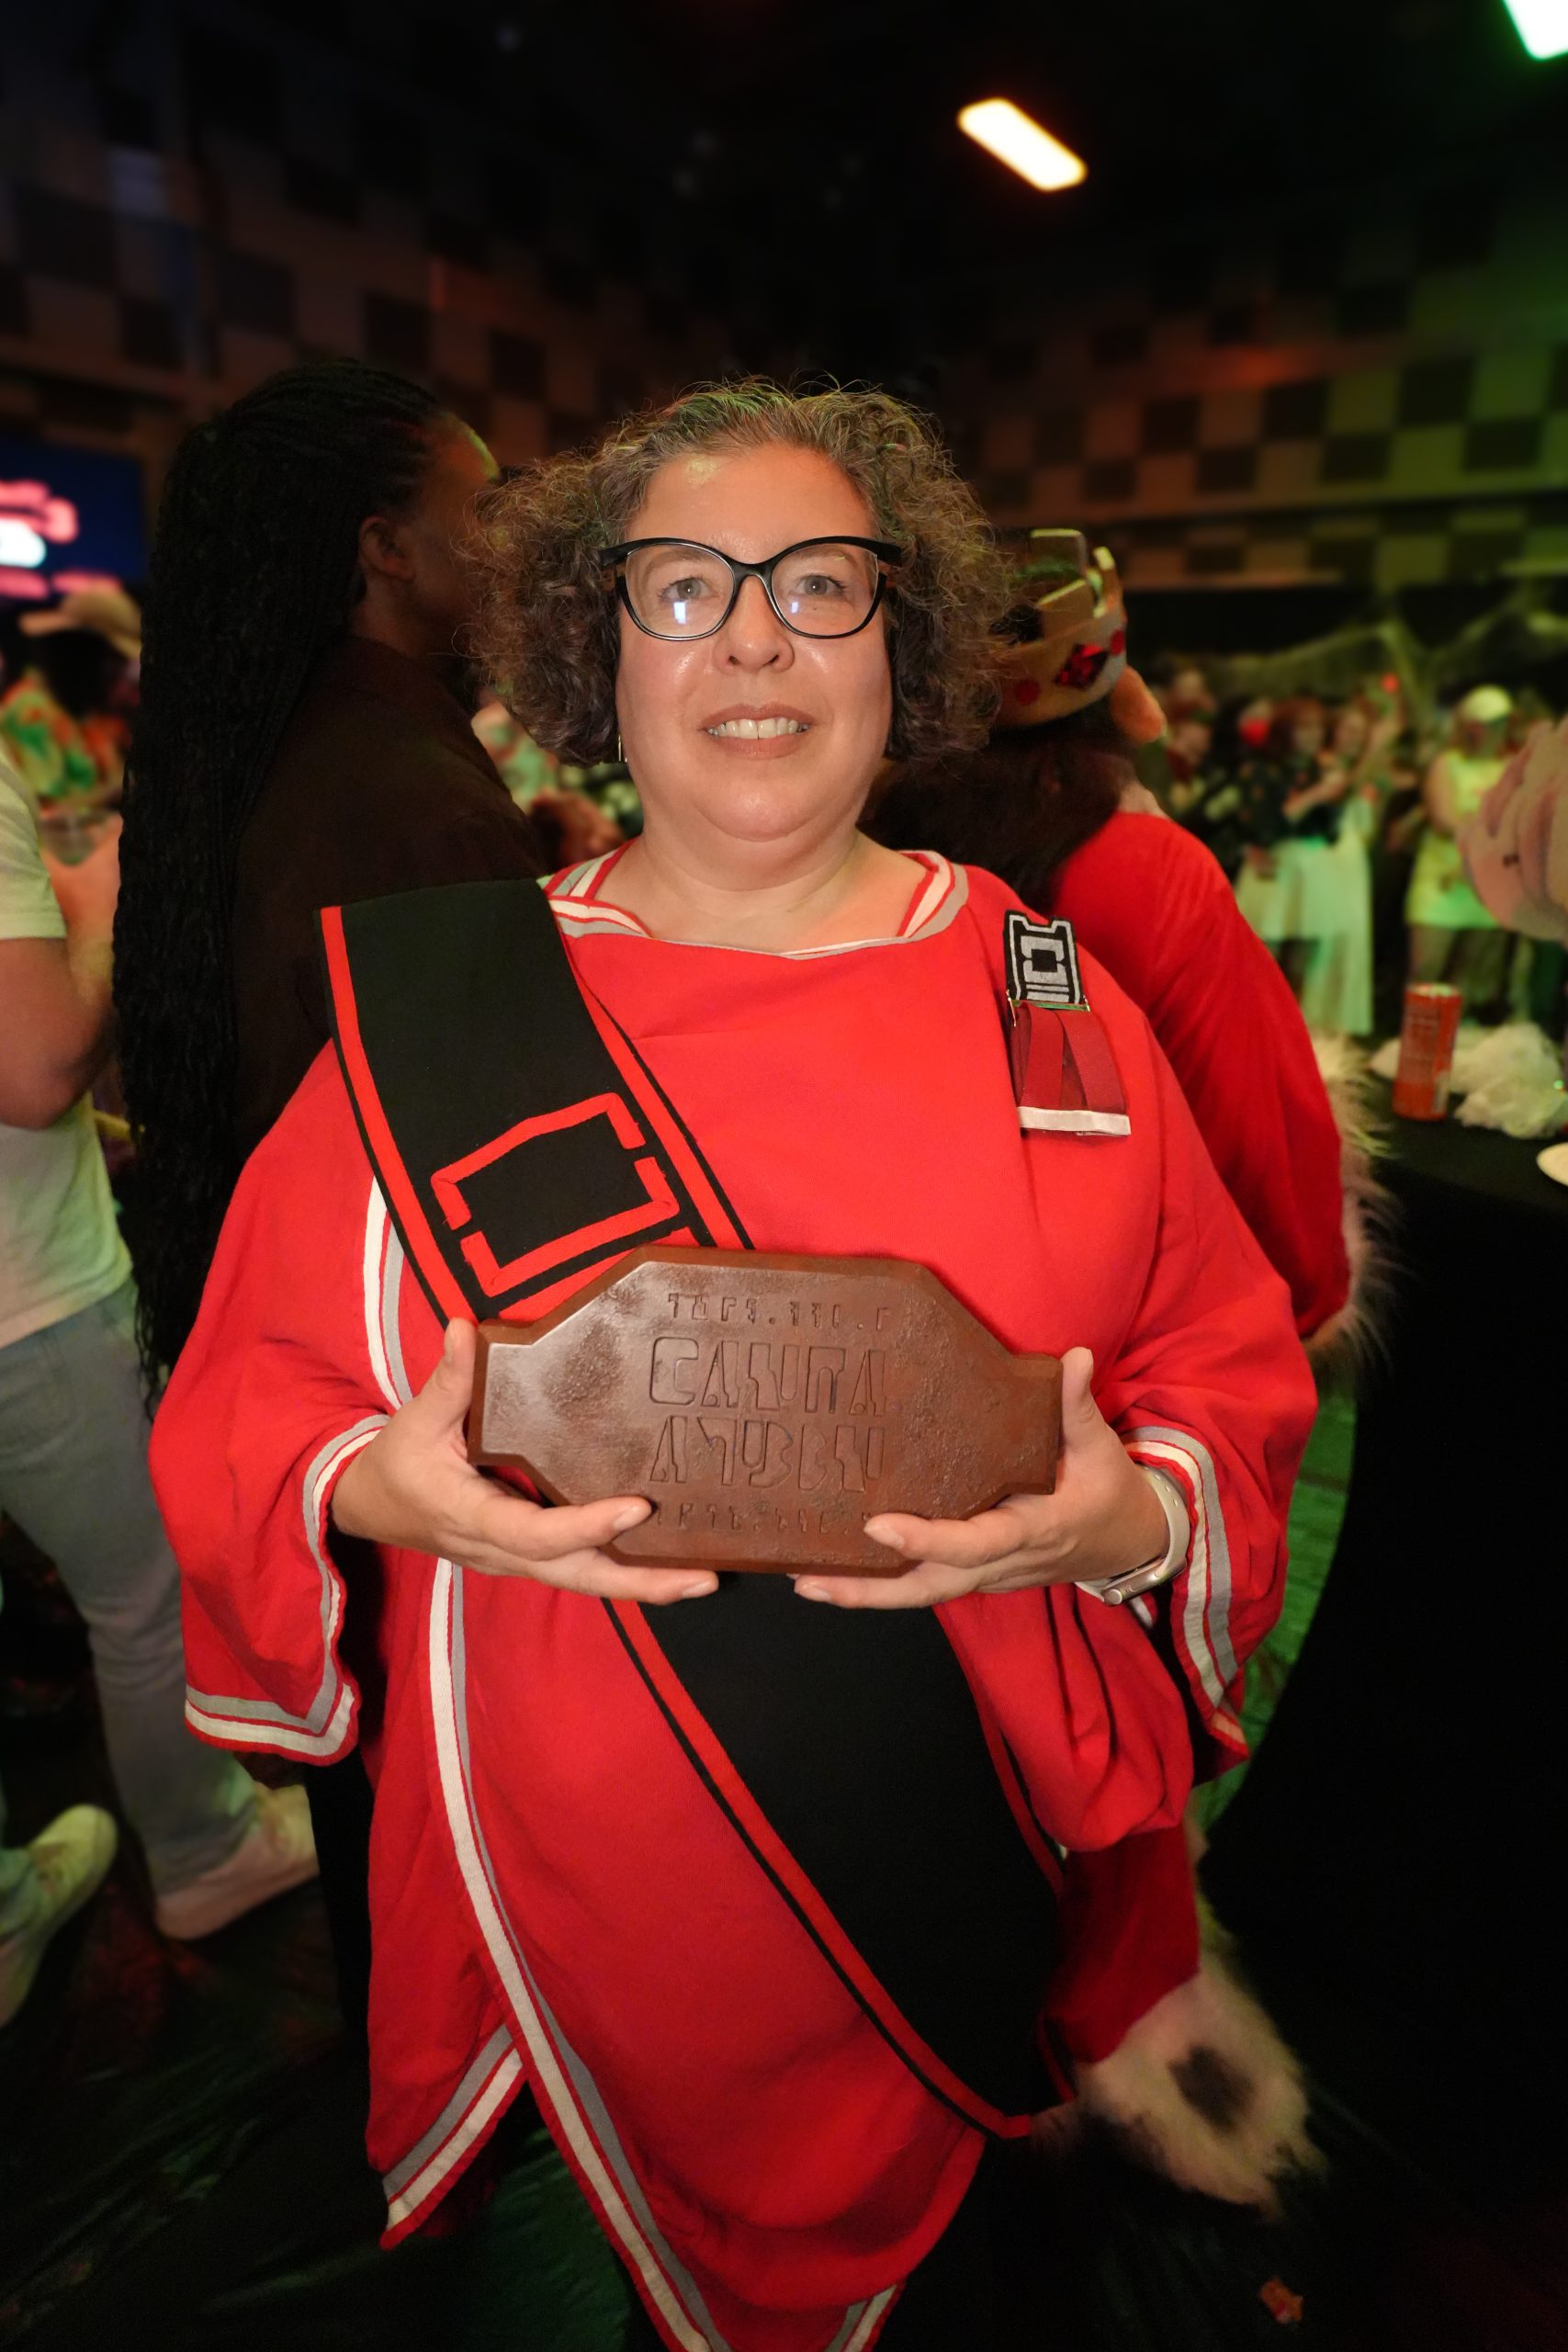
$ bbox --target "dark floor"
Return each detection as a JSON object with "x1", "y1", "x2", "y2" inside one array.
[{"x1": 3, "y1": 1457, "x2": 1565, "y2": 2352}]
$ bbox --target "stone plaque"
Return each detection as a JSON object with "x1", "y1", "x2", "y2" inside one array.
[{"x1": 468, "y1": 1249, "x2": 1060, "y2": 1575}]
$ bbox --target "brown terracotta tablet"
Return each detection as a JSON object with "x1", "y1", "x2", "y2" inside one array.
[{"x1": 468, "y1": 1249, "x2": 1060, "y2": 1575}]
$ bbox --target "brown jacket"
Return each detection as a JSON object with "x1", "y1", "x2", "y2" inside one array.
[{"x1": 231, "y1": 637, "x2": 540, "y2": 1160}]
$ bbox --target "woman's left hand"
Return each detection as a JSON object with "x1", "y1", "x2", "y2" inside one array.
[{"x1": 793, "y1": 1348, "x2": 1169, "y2": 1610}]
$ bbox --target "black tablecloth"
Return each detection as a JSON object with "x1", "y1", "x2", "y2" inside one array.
[
  {"x1": 1367, "y1": 1089, "x2": 1568, "y2": 1221},
  {"x1": 1205, "y1": 1086, "x2": 1568, "y2": 2100}
]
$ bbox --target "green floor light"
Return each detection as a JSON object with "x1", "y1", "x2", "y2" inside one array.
[{"x1": 1503, "y1": 0, "x2": 1568, "y2": 59}]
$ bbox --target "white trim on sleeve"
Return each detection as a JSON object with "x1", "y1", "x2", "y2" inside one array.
[
  {"x1": 183, "y1": 1413, "x2": 384, "y2": 1751},
  {"x1": 1122, "y1": 1425, "x2": 1246, "y2": 1748}
]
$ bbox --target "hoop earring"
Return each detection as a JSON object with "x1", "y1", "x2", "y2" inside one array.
[{"x1": 615, "y1": 730, "x2": 624, "y2": 766}]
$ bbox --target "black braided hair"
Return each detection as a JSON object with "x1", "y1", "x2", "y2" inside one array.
[{"x1": 117, "y1": 361, "x2": 453, "y2": 1383}]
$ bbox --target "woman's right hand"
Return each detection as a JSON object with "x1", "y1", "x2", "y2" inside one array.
[{"x1": 331, "y1": 1319, "x2": 717, "y2": 1603}]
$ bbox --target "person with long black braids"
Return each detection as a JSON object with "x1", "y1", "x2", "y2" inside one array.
[
  {"x1": 116, "y1": 360, "x2": 542, "y2": 2030},
  {"x1": 118, "y1": 360, "x2": 541, "y2": 1373}
]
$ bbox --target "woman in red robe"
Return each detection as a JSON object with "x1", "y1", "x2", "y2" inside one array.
[
  {"x1": 151, "y1": 385, "x2": 1316, "y2": 2351},
  {"x1": 872, "y1": 534, "x2": 1356, "y2": 1356}
]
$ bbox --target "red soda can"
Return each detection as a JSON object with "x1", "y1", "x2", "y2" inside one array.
[{"x1": 1392, "y1": 983, "x2": 1462, "y2": 1119}]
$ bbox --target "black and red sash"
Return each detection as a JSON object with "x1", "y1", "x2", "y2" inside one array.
[{"x1": 321, "y1": 877, "x2": 1063, "y2": 2134}]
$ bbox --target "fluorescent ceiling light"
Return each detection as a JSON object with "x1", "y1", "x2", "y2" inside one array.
[
  {"x1": 958, "y1": 99, "x2": 1086, "y2": 192},
  {"x1": 1502, "y1": 0, "x2": 1568, "y2": 58}
]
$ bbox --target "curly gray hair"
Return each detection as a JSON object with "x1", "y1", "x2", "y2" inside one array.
[{"x1": 472, "y1": 379, "x2": 1010, "y2": 764}]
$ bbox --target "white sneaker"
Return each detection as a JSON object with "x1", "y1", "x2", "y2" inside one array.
[
  {"x1": 154, "y1": 1783, "x2": 320, "y2": 1940},
  {"x1": 0, "y1": 1804, "x2": 118, "y2": 2029}
]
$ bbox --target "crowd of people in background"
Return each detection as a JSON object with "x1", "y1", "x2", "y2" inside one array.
[
  {"x1": 1146, "y1": 660, "x2": 1566, "y2": 1040},
  {"x1": 470, "y1": 642, "x2": 1568, "y2": 1050},
  {"x1": 471, "y1": 640, "x2": 1568, "y2": 1046}
]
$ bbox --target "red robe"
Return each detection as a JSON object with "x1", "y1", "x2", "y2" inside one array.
[
  {"x1": 152, "y1": 854, "x2": 1314, "y2": 2351},
  {"x1": 1051, "y1": 812, "x2": 1350, "y2": 1339}
]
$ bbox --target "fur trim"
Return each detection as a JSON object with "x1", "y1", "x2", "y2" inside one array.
[
  {"x1": 1303, "y1": 1032, "x2": 1395, "y2": 1389},
  {"x1": 1039, "y1": 1908, "x2": 1317, "y2": 2213}
]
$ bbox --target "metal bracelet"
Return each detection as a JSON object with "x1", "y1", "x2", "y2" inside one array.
[{"x1": 1077, "y1": 1466, "x2": 1190, "y2": 1608}]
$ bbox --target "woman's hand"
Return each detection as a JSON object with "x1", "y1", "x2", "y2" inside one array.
[
  {"x1": 1243, "y1": 843, "x2": 1278, "y2": 878},
  {"x1": 793, "y1": 1350, "x2": 1168, "y2": 1610},
  {"x1": 331, "y1": 1320, "x2": 717, "y2": 1603},
  {"x1": 1282, "y1": 769, "x2": 1347, "y2": 822}
]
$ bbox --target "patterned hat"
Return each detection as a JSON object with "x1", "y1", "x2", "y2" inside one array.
[{"x1": 996, "y1": 529, "x2": 1127, "y2": 729}]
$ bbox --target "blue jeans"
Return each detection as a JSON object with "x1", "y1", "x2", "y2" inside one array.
[{"x1": 0, "y1": 1281, "x2": 255, "y2": 1932}]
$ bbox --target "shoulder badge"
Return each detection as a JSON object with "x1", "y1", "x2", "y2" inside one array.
[
  {"x1": 1004, "y1": 910, "x2": 1084, "y2": 1010},
  {"x1": 1003, "y1": 914, "x2": 1130, "y2": 1139}
]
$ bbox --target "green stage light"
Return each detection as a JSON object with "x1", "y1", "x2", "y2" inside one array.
[{"x1": 1502, "y1": 0, "x2": 1568, "y2": 59}]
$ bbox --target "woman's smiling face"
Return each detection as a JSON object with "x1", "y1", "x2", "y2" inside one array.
[{"x1": 613, "y1": 441, "x2": 895, "y2": 856}]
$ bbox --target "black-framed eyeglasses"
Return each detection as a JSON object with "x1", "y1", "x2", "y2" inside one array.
[{"x1": 598, "y1": 536, "x2": 904, "y2": 642}]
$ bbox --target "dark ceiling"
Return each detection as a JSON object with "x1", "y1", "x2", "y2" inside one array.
[
  {"x1": 254, "y1": 0, "x2": 1568, "y2": 386},
  {"x1": 426, "y1": 0, "x2": 1567, "y2": 372}
]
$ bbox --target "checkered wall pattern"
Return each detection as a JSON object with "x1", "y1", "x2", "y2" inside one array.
[
  {"x1": 0, "y1": 10, "x2": 731, "y2": 487},
  {"x1": 6, "y1": 14, "x2": 1568, "y2": 596},
  {"x1": 944, "y1": 173, "x2": 1568, "y2": 589}
]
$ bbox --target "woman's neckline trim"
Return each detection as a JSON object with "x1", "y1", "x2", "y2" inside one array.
[{"x1": 545, "y1": 846, "x2": 969, "y2": 959}]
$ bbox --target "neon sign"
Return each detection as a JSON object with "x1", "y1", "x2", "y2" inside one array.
[
  {"x1": 0, "y1": 438, "x2": 147, "y2": 607},
  {"x1": 0, "y1": 522, "x2": 49, "y2": 569},
  {"x1": 0, "y1": 481, "x2": 81, "y2": 598}
]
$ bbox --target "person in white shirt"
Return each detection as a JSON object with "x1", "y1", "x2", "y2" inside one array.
[{"x1": 0, "y1": 761, "x2": 317, "y2": 2027}]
